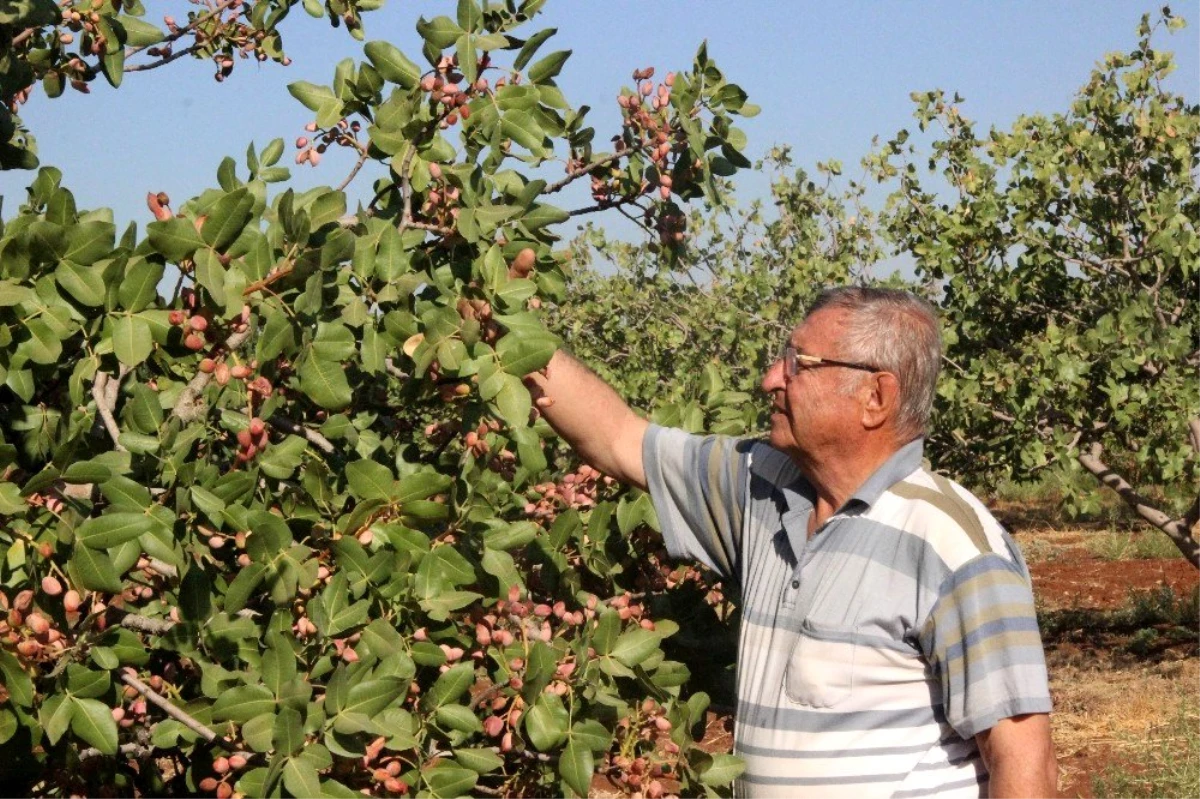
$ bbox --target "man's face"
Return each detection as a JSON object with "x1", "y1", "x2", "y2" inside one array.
[{"x1": 761, "y1": 309, "x2": 865, "y2": 462}]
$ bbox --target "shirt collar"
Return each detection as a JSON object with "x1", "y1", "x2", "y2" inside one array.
[{"x1": 777, "y1": 438, "x2": 925, "y2": 559}]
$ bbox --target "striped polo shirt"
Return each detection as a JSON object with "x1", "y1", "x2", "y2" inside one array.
[{"x1": 642, "y1": 426, "x2": 1052, "y2": 798}]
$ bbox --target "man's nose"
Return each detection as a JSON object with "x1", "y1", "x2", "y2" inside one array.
[{"x1": 761, "y1": 359, "x2": 785, "y2": 394}]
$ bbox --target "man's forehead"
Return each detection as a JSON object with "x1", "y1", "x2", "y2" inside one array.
[{"x1": 790, "y1": 308, "x2": 845, "y2": 348}]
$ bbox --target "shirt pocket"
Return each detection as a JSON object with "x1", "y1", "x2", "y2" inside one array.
[{"x1": 784, "y1": 618, "x2": 859, "y2": 708}]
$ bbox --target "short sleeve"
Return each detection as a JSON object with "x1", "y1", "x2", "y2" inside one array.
[
  {"x1": 641, "y1": 424, "x2": 750, "y2": 583},
  {"x1": 919, "y1": 553, "x2": 1053, "y2": 740}
]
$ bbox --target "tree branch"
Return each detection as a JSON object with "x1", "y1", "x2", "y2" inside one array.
[
  {"x1": 79, "y1": 742, "x2": 157, "y2": 762},
  {"x1": 92, "y1": 372, "x2": 126, "y2": 452},
  {"x1": 1077, "y1": 442, "x2": 1200, "y2": 568},
  {"x1": 124, "y1": 0, "x2": 240, "y2": 60},
  {"x1": 544, "y1": 150, "x2": 634, "y2": 195},
  {"x1": 268, "y1": 415, "x2": 335, "y2": 454},
  {"x1": 120, "y1": 671, "x2": 237, "y2": 750},
  {"x1": 171, "y1": 328, "x2": 254, "y2": 423},
  {"x1": 123, "y1": 43, "x2": 204, "y2": 73}
]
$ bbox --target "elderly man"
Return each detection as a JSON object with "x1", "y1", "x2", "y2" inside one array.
[{"x1": 527, "y1": 286, "x2": 1057, "y2": 798}]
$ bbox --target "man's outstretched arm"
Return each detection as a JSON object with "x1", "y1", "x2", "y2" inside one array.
[{"x1": 524, "y1": 350, "x2": 649, "y2": 491}]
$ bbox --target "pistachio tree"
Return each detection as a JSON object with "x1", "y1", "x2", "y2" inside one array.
[
  {"x1": 868, "y1": 10, "x2": 1199, "y2": 565},
  {"x1": 0, "y1": 1, "x2": 759, "y2": 795}
]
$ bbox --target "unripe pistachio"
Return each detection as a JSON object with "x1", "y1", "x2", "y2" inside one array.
[
  {"x1": 169, "y1": 310, "x2": 186, "y2": 326},
  {"x1": 199, "y1": 358, "x2": 217, "y2": 373},
  {"x1": 63, "y1": 590, "x2": 82, "y2": 613},
  {"x1": 27, "y1": 613, "x2": 51, "y2": 635},
  {"x1": 215, "y1": 363, "x2": 231, "y2": 386},
  {"x1": 295, "y1": 136, "x2": 308, "y2": 149},
  {"x1": 41, "y1": 576, "x2": 62, "y2": 596},
  {"x1": 184, "y1": 333, "x2": 205, "y2": 351},
  {"x1": 231, "y1": 364, "x2": 251, "y2": 380}
]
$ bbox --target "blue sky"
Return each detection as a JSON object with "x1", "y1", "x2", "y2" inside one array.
[{"x1": 2, "y1": 1, "x2": 1196, "y2": 239}]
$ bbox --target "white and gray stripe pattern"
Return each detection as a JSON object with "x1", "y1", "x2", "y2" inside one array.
[{"x1": 643, "y1": 426, "x2": 1051, "y2": 798}]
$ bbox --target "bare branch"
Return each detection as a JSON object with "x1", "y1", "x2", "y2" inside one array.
[
  {"x1": 336, "y1": 150, "x2": 371, "y2": 193},
  {"x1": 118, "y1": 614, "x2": 175, "y2": 635},
  {"x1": 92, "y1": 372, "x2": 126, "y2": 452},
  {"x1": 1077, "y1": 443, "x2": 1200, "y2": 568},
  {"x1": 268, "y1": 415, "x2": 335, "y2": 454},
  {"x1": 79, "y1": 743, "x2": 157, "y2": 762},
  {"x1": 120, "y1": 671, "x2": 237, "y2": 749}
]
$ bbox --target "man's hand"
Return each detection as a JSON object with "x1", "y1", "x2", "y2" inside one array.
[
  {"x1": 524, "y1": 350, "x2": 648, "y2": 490},
  {"x1": 976, "y1": 713, "x2": 1057, "y2": 798}
]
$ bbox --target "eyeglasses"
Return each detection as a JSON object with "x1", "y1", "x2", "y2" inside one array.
[{"x1": 781, "y1": 344, "x2": 880, "y2": 378}]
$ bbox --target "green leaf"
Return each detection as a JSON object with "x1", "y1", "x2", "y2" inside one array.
[
  {"x1": 67, "y1": 545, "x2": 123, "y2": 593},
  {"x1": 609, "y1": 627, "x2": 662, "y2": 668},
  {"x1": 491, "y1": 373, "x2": 531, "y2": 427},
  {"x1": 76, "y1": 513, "x2": 153, "y2": 550},
  {"x1": 282, "y1": 757, "x2": 322, "y2": 799},
  {"x1": 455, "y1": 747, "x2": 504, "y2": 774},
  {"x1": 273, "y1": 706, "x2": 305, "y2": 755},
  {"x1": 201, "y1": 188, "x2": 255, "y2": 250},
  {"x1": 424, "y1": 663, "x2": 474, "y2": 709},
  {"x1": 63, "y1": 221, "x2": 116, "y2": 265},
  {"x1": 288, "y1": 81, "x2": 338, "y2": 113},
  {"x1": 527, "y1": 50, "x2": 571, "y2": 84},
  {"x1": 56, "y1": 261, "x2": 107, "y2": 306},
  {"x1": 483, "y1": 521, "x2": 539, "y2": 551},
  {"x1": 559, "y1": 740, "x2": 593, "y2": 797},
  {"x1": 435, "y1": 703, "x2": 482, "y2": 734},
  {"x1": 524, "y1": 693, "x2": 569, "y2": 751},
  {"x1": 345, "y1": 459, "x2": 395, "y2": 501},
  {"x1": 40, "y1": 694, "x2": 74, "y2": 744},
  {"x1": 212, "y1": 685, "x2": 275, "y2": 723},
  {"x1": 496, "y1": 329, "x2": 560, "y2": 375},
  {"x1": 61, "y1": 461, "x2": 111, "y2": 484},
  {"x1": 422, "y1": 763, "x2": 478, "y2": 799},
  {"x1": 179, "y1": 564, "x2": 212, "y2": 622},
  {"x1": 118, "y1": 258, "x2": 164, "y2": 312},
  {"x1": 343, "y1": 678, "x2": 406, "y2": 718},
  {"x1": 364, "y1": 41, "x2": 421, "y2": 89},
  {"x1": 698, "y1": 753, "x2": 747, "y2": 786},
  {"x1": 70, "y1": 698, "x2": 118, "y2": 755},
  {"x1": 501, "y1": 110, "x2": 547, "y2": 155},
  {"x1": 0, "y1": 650, "x2": 33, "y2": 706},
  {"x1": 112, "y1": 315, "x2": 153, "y2": 367},
  {"x1": 299, "y1": 356, "x2": 352, "y2": 410},
  {"x1": 416, "y1": 16, "x2": 464, "y2": 48},
  {"x1": 147, "y1": 218, "x2": 204, "y2": 262},
  {"x1": 65, "y1": 664, "x2": 110, "y2": 699}
]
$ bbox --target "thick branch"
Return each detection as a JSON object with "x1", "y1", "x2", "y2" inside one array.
[
  {"x1": 1077, "y1": 443, "x2": 1199, "y2": 568},
  {"x1": 268, "y1": 415, "x2": 335, "y2": 454},
  {"x1": 171, "y1": 328, "x2": 254, "y2": 423},
  {"x1": 120, "y1": 671, "x2": 235, "y2": 749}
]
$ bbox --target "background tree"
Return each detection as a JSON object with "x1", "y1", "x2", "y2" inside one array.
[
  {"x1": 0, "y1": 1, "x2": 757, "y2": 796},
  {"x1": 868, "y1": 10, "x2": 1199, "y2": 565}
]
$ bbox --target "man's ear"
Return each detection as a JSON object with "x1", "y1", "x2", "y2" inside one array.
[{"x1": 861, "y1": 372, "x2": 900, "y2": 430}]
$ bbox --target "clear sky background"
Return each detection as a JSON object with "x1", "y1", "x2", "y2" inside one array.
[{"x1": 2, "y1": 1, "x2": 1196, "y2": 241}]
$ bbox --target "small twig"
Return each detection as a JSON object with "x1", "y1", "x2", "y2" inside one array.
[
  {"x1": 336, "y1": 149, "x2": 371, "y2": 193},
  {"x1": 268, "y1": 415, "x2": 335, "y2": 455},
  {"x1": 123, "y1": 43, "x2": 203, "y2": 73},
  {"x1": 79, "y1": 742, "x2": 157, "y2": 762},
  {"x1": 119, "y1": 671, "x2": 236, "y2": 749}
]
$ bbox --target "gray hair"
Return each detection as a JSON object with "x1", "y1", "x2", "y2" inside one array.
[{"x1": 805, "y1": 287, "x2": 942, "y2": 441}]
